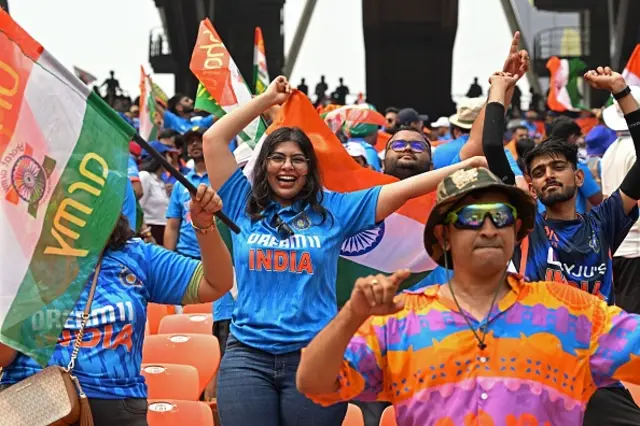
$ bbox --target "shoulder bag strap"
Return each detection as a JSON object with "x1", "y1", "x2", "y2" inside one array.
[{"x1": 65, "y1": 258, "x2": 102, "y2": 373}]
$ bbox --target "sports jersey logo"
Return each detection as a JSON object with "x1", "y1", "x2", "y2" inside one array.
[
  {"x1": 119, "y1": 266, "x2": 142, "y2": 287},
  {"x1": 340, "y1": 223, "x2": 385, "y2": 257},
  {"x1": 589, "y1": 230, "x2": 600, "y2": 253},
  {"x1": 292, "y1": 213, "x2": 311, "y2": 231}
]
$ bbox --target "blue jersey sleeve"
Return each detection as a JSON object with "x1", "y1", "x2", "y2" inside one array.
[
  {"x1": 579, "y1": 162, "x2": 601, "y2": 198},
  {"x1": 588, "y1": 191, "x2": 640, "y2": 252},
  {"x1": 191, "y1": 114, "x2": 214, "y2": 129},
  {"x1": 127, "y1": 155, "x2": 139, "y2": 181},
  {"x1": 166, "y1": 182, "x2": 185, "y2": 219},
  {"x1": 504, "y1": 150, "x2": 523, "y2": 177},
  {"x1": 122, "y1": 179, "x2": 137, "y2": 231},
  {"x1": 217, "y1": 168, "x2": 251, "y2": 223},
  {"x1": 143, "y1": 243, "x2": 203, "y2": 304},
  {"x1": 325, "y1": 186, "x2": 382, "y2": 238}
]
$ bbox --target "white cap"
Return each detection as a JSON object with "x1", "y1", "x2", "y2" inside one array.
[
  {"x1": 603, "y1": 86, "x2": 640, "y2": 132},
  {"x1": 344, "y1": 142, "x2": 367, "y2": 159},
  {"x1": 431, "y1": 116, "x2": 450, "y2": 128}
]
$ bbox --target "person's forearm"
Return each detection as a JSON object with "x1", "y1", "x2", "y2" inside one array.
[
  {"x1": 195, "y1": 223, "x2": 234, "y2": 300},
  {"x1": 163, "y1": 223, "x2": 179, "y2": 251},
  {"x1": 297, "y1": 302, "x2": 367, "y2": 394},
  {"x1": 375, "y1": 158, "x2": 477, "y2": 221},
  {"x1": 203, "y1": 94, "x2": 273, "y2": 147},
  {"x1": 483, "y1": 98, "x2": 514, "y2": 185}
]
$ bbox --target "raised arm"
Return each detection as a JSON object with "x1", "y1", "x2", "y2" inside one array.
[
  {"x1": 202, "y1": 76, "x2": 292, "y2": 190},
  {"x1": 482, "y1": 72, "x2": 519, "y2": 185},
  {"x1": 459, "y1": 32, "x2": 529, "y2": 161},
  {"x1": 375, "y1": 156, "x2": 487, "y2": 222},
  {"x1": 584, "y1": 67, "x2": 640, "y2": 215}
]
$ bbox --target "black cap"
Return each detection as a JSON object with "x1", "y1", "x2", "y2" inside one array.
[{"x1": 397, "y1": 108, "x2": 429, "y2": 126}]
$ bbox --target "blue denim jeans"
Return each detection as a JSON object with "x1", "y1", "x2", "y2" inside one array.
[{"x1": 217, "y1": 334, "x2": 347, "y2": 426}]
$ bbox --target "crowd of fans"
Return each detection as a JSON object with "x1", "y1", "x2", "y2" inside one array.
[{"x1": 1, "y1": 32, "x2": 640, "y2": 426}]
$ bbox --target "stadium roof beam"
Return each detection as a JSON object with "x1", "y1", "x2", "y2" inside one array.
[
  {"x1": 283, "y1": 0, "x2": 318, "y2": 78},
  {"x1": 499, "y1": 0, "x2": 542, "y2": 94}
]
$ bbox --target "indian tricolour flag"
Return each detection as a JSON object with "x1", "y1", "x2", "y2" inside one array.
[
  {"x1": 546, "y1": 56, "x2": 587, "y2": 112},
  {"x1": 190, "y1": 18, "x2": 266, "y2": 153},
  {"x1": 0, "y1": 11, "x2": 133, "y2": 366},
  {"x1": 139, "y1": 66, "x2": 158, "y2": 141},
  {"x1": 243, "y1": 92, "x2": 437, "y2": 305},
  {"x1": 622, "y1": 44, "x2": 640, "y2": 86},
  {"x1": 253, "y1": 27, "x2": 270, "y2": 95}
]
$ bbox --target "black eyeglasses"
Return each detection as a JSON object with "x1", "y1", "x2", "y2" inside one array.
[
  {"x1": 389, "y1": 140, "x2": 429, "y2": 153},
  {"x1": 271, "y1": 214, "x2": 295, "y2": 240}
]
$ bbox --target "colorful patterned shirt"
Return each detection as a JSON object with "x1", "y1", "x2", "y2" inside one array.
[{"x1": 305, "y1": 275, "x2": 640, "y2": 425}]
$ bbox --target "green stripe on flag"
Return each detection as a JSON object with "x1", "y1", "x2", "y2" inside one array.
[{"x1": 1, "y1": 92, "x2": 134, "y2": 366}]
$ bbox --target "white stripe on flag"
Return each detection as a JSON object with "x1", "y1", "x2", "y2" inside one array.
[{"x1": 0, "y1": 50, "x2": 89, "y2": 327}]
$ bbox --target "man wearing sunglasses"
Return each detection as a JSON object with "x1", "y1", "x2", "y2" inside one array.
[
  {"x1": 483, "y1": 69, "x2": 640, "y2": 425},
  {"x1": 297, "y1": 166, "x2": 640, "y2": 425}
]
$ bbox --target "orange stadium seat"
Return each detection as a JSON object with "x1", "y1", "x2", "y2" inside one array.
[
  {"x1": 147, "y1": 303, "x2": 176, "y2": 335},
  {"x1": 142, "y1": 333, "x2": 220, "y2": 394},
  {"x1": 147, "y1": 400, "x2": 213, "y2": 426},
  {"x1": 342, "y1": 403, "x2": 364, "y2": 426},
  {"x1": 380, "y1": 406, "x2": 397, "y2": 426},
  {"x1": 141, "y1": 363, "x2": 201, "y2": 401},
  {"x1": 183, "y1": 302, "x2": 213, "y2": 314},
  {"x1": 158, "y1": 314, "x2": 214, "y2": 335}
]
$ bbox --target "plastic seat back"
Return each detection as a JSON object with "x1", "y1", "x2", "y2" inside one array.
[
  {"x1": 147, "y1": 303, "x2": 176, "y2": 335},
  {"x1": 142, "y1": 333, "x2": 220, "y2": 394},
  {"x1": 158, "y1": 314, "x2": 214, "y2": 335},
  {"x1": 141, "y1": 363, "x2": 200, "y2": 401},
  {"x1": 183, "y1": 302, "x2": 213, "y2": 315},
  {"x1": 147, "y1": 399, "x2": 213, "y2": 426}
]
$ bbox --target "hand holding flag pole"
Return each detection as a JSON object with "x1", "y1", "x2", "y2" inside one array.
[{"x1": 133, "y1": 134, "x2": 240, "y2": 234}]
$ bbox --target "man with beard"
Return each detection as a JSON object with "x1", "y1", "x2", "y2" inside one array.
[
  {"x1": 164, "y1": 93, "x2": 214, "y2": 134},
  {"x1": 483, "y1": 68, "x2": 640, "y2": 425}
]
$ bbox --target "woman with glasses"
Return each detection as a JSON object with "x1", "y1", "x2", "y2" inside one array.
[{"x1": 202, "y1": 76, "x2": 487, "y2": 426}]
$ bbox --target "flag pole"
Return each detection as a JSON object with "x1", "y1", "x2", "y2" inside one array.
[{"x1": 133, "y1": 134, "x2": 240, "y2": 234}]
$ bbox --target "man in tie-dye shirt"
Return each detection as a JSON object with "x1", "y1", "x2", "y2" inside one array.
[{"x1": 297, "y1": 167, "x2": 640, "y2": 426}]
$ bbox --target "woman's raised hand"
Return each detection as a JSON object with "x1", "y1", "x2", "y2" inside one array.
[{"x1": 265, "y1": 76, "x2": 293, "y2": 106}]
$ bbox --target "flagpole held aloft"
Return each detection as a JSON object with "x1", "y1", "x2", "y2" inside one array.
[{"x1": 133, "y1": 133, "x2": 241, "y2": 234}]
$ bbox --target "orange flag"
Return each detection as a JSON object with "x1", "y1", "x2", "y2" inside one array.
[{"x1": 246, "y1": 92, "x2": 437, "y2": 303}]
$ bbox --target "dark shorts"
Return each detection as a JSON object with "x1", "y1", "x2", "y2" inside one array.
[
  {"x1": 613, "y1": 256, "x2": 640, "y2": 314},
  {"x1": 583, "y1": 386, "x2": 640, "y2": 426},
  {"x1": 212, "y1": 319, "x2": 231, "y2": 357}
]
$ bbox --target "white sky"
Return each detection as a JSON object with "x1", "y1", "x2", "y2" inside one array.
[{"x1": 11, "y1": 0, "x2": 530, "y2": 105}]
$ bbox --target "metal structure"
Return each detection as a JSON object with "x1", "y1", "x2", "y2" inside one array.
[{"x1": 150, "y1": 0, "x2": 640, "y2": 112}]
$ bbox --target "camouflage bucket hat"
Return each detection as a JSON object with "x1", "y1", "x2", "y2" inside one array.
[{"x1": 423, "y1": 167, "x2": 536, "y2": 267}]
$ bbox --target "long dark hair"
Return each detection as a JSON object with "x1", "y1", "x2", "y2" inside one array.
[
  {"x1": 139, "y1": 156, "x2": 163, "y2": 174},
  {"x1": 107, "y1": 214, "x2": 134, "y2": 250},
  {"x1": 247, "y1": 127, "x2": 328, "y2": 222}
]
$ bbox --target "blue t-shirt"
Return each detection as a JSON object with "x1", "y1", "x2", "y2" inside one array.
[
  {"x1": 349, "y1": 138, "x2": 382, "y2": 171},
  {"x1": 218, "y1": 169, "x2": 381, "y2": 354},
  {"x1": 122, "y1": 179, "x2": 137, "y2": 231},
  {"x1": 163, "y1": 111, "x2": 214, "y2": 134},
  {"x1": 166, "y1": 171, "x2": 210, "y2": 258},
  {"x1": 432, "y1": 135, "x2": 469, "y2": 170},
  {"x1": 127, "y1": 155, "x2": 139, "y2": 182},
  {"x1": 0, "y1": 240, "x2": 202, "y2": 399},
  {"x1": 537, "y1": 162, "x2": 600, "y2": 215},
  {"x1": 513, "y1": 191, "x2": 639, "y2": 303},
  {"x1": 213, "y1": 292, "x2": 235, "y2": 322},
  {"x1": 450, "y1": 149, "x2": 522, "y2": 177}
]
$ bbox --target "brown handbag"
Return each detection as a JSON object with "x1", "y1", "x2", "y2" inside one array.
[{"x1": 0, "y1": 261, "x2": 102, "y2": 426}]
